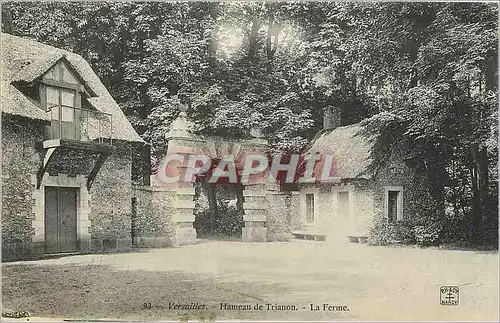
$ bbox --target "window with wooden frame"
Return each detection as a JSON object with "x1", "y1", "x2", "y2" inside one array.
[
  {"x1": 40, "y1": 60, "x2": 83, "y2": 140},
  {"x1": 384, "y1": 186, "x2": 403, "y2": 223},
  {"x1": 305, "y1": 193, "x2": 315, "y2": 222},
  {"x1": 338, "y1": 191, "x2": 350, "y2": 218}
]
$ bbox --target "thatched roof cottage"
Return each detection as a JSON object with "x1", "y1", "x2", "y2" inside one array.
[
  {"x1": 1, "y1": 33, "x2": 143, "y2": 261},
  {"x1": 292, "y1": 107, "x2": 423, "y2": 242}
]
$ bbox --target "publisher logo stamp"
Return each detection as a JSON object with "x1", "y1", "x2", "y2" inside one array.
[{"x1": 440, "y1": 286, "x2": 459, "y2": 306}]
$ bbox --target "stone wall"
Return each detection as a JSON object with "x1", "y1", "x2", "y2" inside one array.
[
  {"x1": 2, "y1": 115, "x2": 140, "y2": 260},
  {"x1": 351, "y1": 182, "x2": 376, "y2": 235},
  {"x1": 265, "y1": 191, "x2": 293, "y2": 242},
  {"x1": 372, "y1": 153, "x2": 427, "y2": 221},
  {"x1": 131, "y1": 184, "x2": 300, "y2": 244},
  {"x1": 132, "y1": 186, "x2": 176, "y2": 247},
  {"x1": 89, "y1": 142, "x2": 134, "y2": 251},
  {"x1": 293, "y1": 182, "x2": 377, "y2": 239},
  {"x1": 1, "y1": 115, "x2": 45, "y2": 261},
  {"x1": 288, "y1": 154, "x2": 432, "y2": 240},
  {"x1": 289, "y1": 192, "x2": 301, "y2": 230},
  {"x1": 317, "y1": 187, "x2": 334, "y2": 226},
  {"x1": 290, "y1": 153, "x2": 434, "y2": 240}
]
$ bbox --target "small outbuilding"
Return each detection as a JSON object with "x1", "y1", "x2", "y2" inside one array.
[
  {"x1": 292, "y1": 107, "x2": 428, "y2": 242},
  {"x1": 1, "y1": 33, "x2": 143, "y2": 260}
]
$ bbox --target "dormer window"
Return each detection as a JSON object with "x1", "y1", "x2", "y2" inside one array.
[
  {"x1": 46, "y1": 85, "x2": 78, "y2": 139},
  {"x1": 44, "y1": 60, "x2": 80, "y2": 84},
  {"x1": 28, "y1": 58, "x2": 114, "y2": 191},
  {"x1": 40, "y1": 60, "x2": 83, "y2": 140}
]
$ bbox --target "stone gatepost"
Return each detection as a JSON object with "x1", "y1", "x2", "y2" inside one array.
[
  {"x1": 240, "y1": 136, "x2": 269, "y2": 242},
  {"x1": 242, "y1": 183, "x2": 268, "y2": 242},
  {"x1": 156, "y1": 97, "x2": 200, "y2": 246},
  {"x1": 170, "y1": 185, "x2": 197, "y2": 246},
  {"x1": 262, "y1": 183, "x2": 294, "y2": 242}
]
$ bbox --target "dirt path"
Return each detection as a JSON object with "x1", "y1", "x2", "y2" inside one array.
[{"x1": 2, "y1": 240, "x2": 498, "y2": 321}]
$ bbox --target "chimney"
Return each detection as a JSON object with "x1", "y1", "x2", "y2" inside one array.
[{"x1": 323, "y1": 106, "x2": 341, "y2": 130}]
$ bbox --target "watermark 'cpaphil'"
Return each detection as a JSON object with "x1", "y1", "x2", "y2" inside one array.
[{"x1": 154, "y1": 152, "x2": 341, "y2": 185}]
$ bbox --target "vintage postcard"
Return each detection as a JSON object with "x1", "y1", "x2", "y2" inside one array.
[{"x1": 1, "y1": 1, "x2": 498, "y2": 322}]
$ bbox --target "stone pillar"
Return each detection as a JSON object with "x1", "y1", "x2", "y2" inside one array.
[
  {"x1": 240, "y1": 135, "x2": 270, "y2": 242},
  {"x1": 77, "y1": 180, "x2": 92, "y2": 252},
  {"x1": 164, "y1": 149, "x2": 198, "y2": 245},
  {"x1": 155, "y1": 96, "x2": 201, "y2": 246},
  {"x1": 264, "y1": 184, "x2": 294, "y2": 242},
  {"x1": 170, "y1": 186, "x2": 197, "y2": 246},
  {"x1": 242, "y1": 184, "x2": 267, "y2": 242}
]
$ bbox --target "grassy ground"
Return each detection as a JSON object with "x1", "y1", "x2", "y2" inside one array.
[{"x1": 2, "y1": 240, "x2": 498, "y2": 321}]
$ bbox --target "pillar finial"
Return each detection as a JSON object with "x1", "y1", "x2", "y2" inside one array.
[
  {"x1": 166, "y1": 95, "x2": 191, "y2": 139},
  {"x1": 172, "y1": 95, "x2": 188, "y2": 117}
]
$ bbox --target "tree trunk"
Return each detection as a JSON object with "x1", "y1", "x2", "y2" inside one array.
[
  {"x1": 265, "y1": 7, "x2": 281, "y2": 73},
  {"x1": 469, "y1": 145, "x2": 482, "y2": 235},
  {"x1": 450, "y1": 157, "x2": 460, "y2": 219},
  {"x1": 248, "y1": 19, "x2": 262, "y2": 62},
  {"x1": 266, "y1": 13, "x2": 274, "y2": 61},
  {"x1": 430, "y1": 171, "x2": 447, "y2": 219},
  {"x1": 2, "y1": 8, "x2": 14, "y2": 34},
  {"x1": 207, "y1": 182, "x2": 219, "y2": 231},
  {"x1": 485, "y1": 53, "x2": 498, "y2": 92},
  {"x1": 479, "y1": 145, "x2": 489, "y2": 219},
  {"x1": 234, "y1": 184, "x2": 244, "y2": 212},
  {"x1": 407, "y1": 42, "x2": 419, "y2": 89}
]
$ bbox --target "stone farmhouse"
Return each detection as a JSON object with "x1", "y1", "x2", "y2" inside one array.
[
  {"x1": 1, "y1": 34, "x2": 429, "y2": 261},
  {"x1": 293, "y1": 107, "x2": 430, "y2": 242},
  {"x1": 1, "y1": 33, "x2": 143, "y2": 261}
]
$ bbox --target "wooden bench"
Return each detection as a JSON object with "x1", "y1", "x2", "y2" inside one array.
[
  {"x1": 292, "y1": 232, "x2": 327, "y2": 241},
  {"x1": 347, "y1": 236, "x2": 368, "y2": 243}
]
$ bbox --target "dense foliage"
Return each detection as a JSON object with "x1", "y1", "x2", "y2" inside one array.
[{"x1": 2, "y1": 2, "x2": 497, "y2": 246}]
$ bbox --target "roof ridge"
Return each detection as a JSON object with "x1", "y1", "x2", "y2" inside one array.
[{"x1": 1, "y1": 32, "x2": 79, "y2": 56}]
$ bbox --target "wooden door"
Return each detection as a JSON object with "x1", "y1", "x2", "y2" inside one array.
[
  {"x1": 44, "y1": 187, "x2": 78, "y2": 253},
  {"x1": 44, "y1": 187, "x2": 59, "y2": 253}
]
